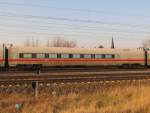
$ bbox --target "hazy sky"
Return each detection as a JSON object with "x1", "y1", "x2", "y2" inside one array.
[{"x1": 0, "y1": 0, "x2": 149, "y2": 48}]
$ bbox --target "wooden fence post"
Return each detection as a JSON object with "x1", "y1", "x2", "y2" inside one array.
[{"x1": 32, "y1": 67, "x2": 40, "y2": 98}]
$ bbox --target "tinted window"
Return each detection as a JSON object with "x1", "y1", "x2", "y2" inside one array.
[
  {"x1": 69, "y1": 54, "x2": 73, "y2": 58},
  {"x1": 45, "y1": 53, "x2": 49, "y2": 58},
  {"x1": 80, "y1": 54, "x2": 84, "y2": 58},
  {"x1": 73, "y1": 54, "x2": 80, "y2": 58},
  {"x1": 32, "y1": 53, "x2": 36, "y2": 58},
  {"x1": 23, "y1": 54, "x2": 32, "y2": 58},
  {"x1": 19, "y1": 53, "x2": 23, "y2": 58},
  {"x1": 37, "y1": 54, "x2": 45, "y2": 58},
  {"x1": 84, "y1": 54, "x2": 91, "y2": 58},
  {"x1": 105, "y1": 54, "x2": 115, "y2": 59},
  {"x1": 49, "y1": 54, "x2": 57, "y2": 58},
  {"x1": 57, "y1": 54, "x2": 61, "y2": 58},
  {"x1": 61, "y1": 54, "x2": 69, "y2": 58},
  {"x1": 95, "y1": 54, "x2": 103, "y2": 59},
  {"x1": 112, "y1": 55, "x2": 115, "y2": 58},
  {"x1": 91, "y1": 54, "x2": 95, "y2": 59}
]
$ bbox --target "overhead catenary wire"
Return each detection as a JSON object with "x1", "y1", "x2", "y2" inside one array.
[
  {"x1": 0, "y1": 1, "x2": 150, "y2": 19},
  {"x1": 0, "y1": 3, "x2": 148, "y2": 36},
  {"x1": 0, "y1": 11, "x2": 149, "y2": 38},
  {"x1": 0, "y1": 14, "x2": 148, "y2": 44},
  {"x1": 0, "y1": 23, "x2": 149, "y2": 36},
  {"x1": 0, "y1": 14, "x2": 149, "y2": 34},
  {"x1": 0, "y1": 26, "x2": 149, "y2": 38},
  {"x1": 0, "y1": 11, "x2": 149, "y2": 29}
]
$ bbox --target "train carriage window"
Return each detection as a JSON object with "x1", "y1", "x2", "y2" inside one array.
[
  {"x1": 91, "y1": 54, "x2": 95, "y2": 59},
  {"x1": 37, "y1": 54, "x2": 45, "y2": 58},
  {"x1": 49, "y1": 54, "x2": 57, "y2": 58},
  {"x1": 19, "y1": 53, "x2": 23, "y2": 58},
  {"x1": 45, "y1": 53, "x2": 49, "y2": 58},
  {"x1": 112, "y1": 55, "x2": 115, "y2": 58},
  {"x1": 105, "y1": 54, "x2": 115, "y2": 59},
  {"x1": 32, "y1": 53, "x2": 36, "y2": 58},
  {"x1": 73, "y1": 54, "x2": 80, "y2": 58},
  {"x1": 80, "y1": 54, "x2": 84, "y2": 58},
  {"x1": 102, "y1": 54, "x2": 105, "y2": 58},
  {"x1": 84, "y1": 54, "x2": 91, "y2": 58},
  {"x1": 23, "y1": 54, "x2": 32, "y2": 58},
  {"x1": 57, "y1": 54, "x2": 61, "y2": 58},
  {"x1": 61, "y1": 54, "x2": 69, "y2": 58},
  {"x1": 95, "y1": 54, "x2": 103, "y2": 59},
  {"x1": 69, "y1": 54, "x2": 73, "y2": 58}
]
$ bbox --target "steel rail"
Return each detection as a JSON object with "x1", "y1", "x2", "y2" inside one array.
[
  {"x1": 0, "y1": 72, "x2": 150, "y2": 85},
  {"x1": 0, "y1": 67, "x2": 148, "y2": 74},
  {"x1": 1, "y1": 70, "x2": 150, "y2": 77},
  {"x1": 0, "y1": 75, "x2": 149, "y2": 85}
]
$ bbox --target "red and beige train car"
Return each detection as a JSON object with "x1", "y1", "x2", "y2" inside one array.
[
  {"x1": 0, "y1": 45, "x2": 148, "y2": 68},
  {"x1": 9, "y1": 47, "x2": 119, "y2": 67},
  {"x1": 5, "y1": 46, "x2": 146, "y2": 68}
]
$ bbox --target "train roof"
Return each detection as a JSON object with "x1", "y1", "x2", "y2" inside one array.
[{"x1": 11, "y1": 46, "x2": 144, "y2": 54}]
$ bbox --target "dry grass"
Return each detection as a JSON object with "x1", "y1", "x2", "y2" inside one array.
[{"x1": 0, "y1": 81, "x2": 150, "y2": 113}]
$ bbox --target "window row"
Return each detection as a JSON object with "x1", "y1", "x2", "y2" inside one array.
[{"x1": 19, "y1": 53, "x2": 115, "y2": 59}]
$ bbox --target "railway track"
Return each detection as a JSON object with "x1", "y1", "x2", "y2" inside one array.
[
  {"x1": 0, "y1": 71, "x2": 150, "y2": 85},
  {"x1": 0, "y1": 67, "x2": 149, "y2": 74}
]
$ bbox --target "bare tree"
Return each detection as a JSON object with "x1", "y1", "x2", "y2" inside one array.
[
  {"x1": 69, "y1": 40, "x2": 76, "y2": 47},
  {"x1": 31, "y1": 38, "x2": 34, "y2": 47},
  {"x1": 35, "y1": 39, "x2": 39, "y2": 47},
  {"x1": 24, "y1": 38, "x2": 40, "y2": 47},
  {"x1": 25, "y1": 39, "x2": 31, "y2": 47},
  {"x1": 142, "y1": 40, "x2": 150, "y2": 50},
  {"x1": 46, "y1": 39, "x2": 52, "y2": 47},
  {"x1": 50, "y1": 37, "x2": 77, "y2": 47}
]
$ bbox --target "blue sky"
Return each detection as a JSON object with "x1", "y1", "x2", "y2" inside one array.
[{"x1": 0, "y1": 0, "x2": 149, "y2": 48}]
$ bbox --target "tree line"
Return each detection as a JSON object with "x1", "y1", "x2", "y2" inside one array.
[
  {"x1": 25, "y1": 37, "x2": 150, "y2": 49},
  {"x1": 24, "y1": 37, "x2": 105, "y2": 48},
  {"x1": 24, "y1": 37, "x2": 76, "y2": 47}
]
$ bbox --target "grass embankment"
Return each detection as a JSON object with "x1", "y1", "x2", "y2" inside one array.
[{"x1": 0, "y1": 81, "x2": 150, "y2": 113}]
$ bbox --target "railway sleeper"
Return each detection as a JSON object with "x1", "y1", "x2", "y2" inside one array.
[
  {"x1": 121, "y1": 64, "x2": 142, "y2": 69},
  {"x1": 16, "y1": 64, "x2": 42, "y2": 71}
]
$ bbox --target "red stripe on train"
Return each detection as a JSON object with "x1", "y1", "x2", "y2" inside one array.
[{"x1": 0, "y1": 59, "x2": 4, "y2": 62}]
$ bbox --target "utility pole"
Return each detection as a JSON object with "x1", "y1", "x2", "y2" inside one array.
[
  {"x1": 143, "y1": 48, "x2": 148, "y2": 68},
  {"x1": 111, "y1": 37, "x2": 115, "y2": 49},
  {"x1": 32, "y1": 67, "x2": 40, "y2": 99}
]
